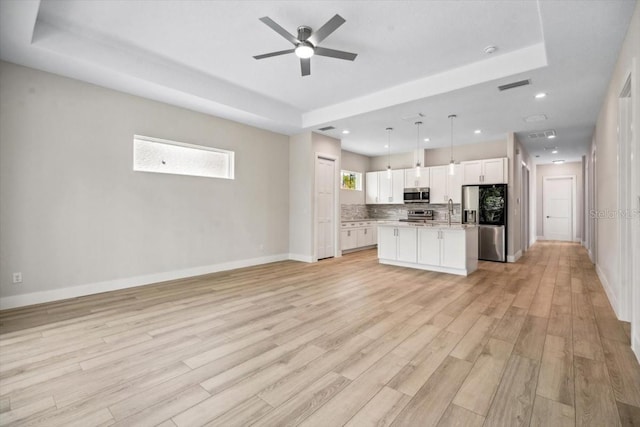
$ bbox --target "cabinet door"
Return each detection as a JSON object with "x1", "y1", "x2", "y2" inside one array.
[
  {"x1": 378, "y1": 171, "x2": 393, "y2": 204},
  {"x1": 441, "y1": 230, "x2": 466, "y2": 269},
  {"x1": 356, "y1": 228, "x2": 374, "y2": 247},
  {"x1": 404, "y1": 167, "x2": 429, "y2": 188},
  {"x1": 392, "y1": 169, "x2": 405, "y2": 204},
  {"x1": 370, "y1": 224, "x2": 378, "y2": 245},
  {"x1": 462, "y1": 161, "x2": 482, "y2": 185},
  {"x1": 341, "y1": 229, "x2": 357, "y2": 250},
  {"x1": 418, "y1": 229, "x2": 441, "y2": 266},
  {"x1": 397, "y1": 228, "x2": 417, "y2": 263},
  {"x1": 365, "y1": 172, "x2": 379, "y2": 204},
  {"x1": 482, "y1": 158, "x2": 507, "y2": 184},
  {"x1": 430, "y1": 166, "x2": 448, "y2": 204},
  {"x1": 448, "y1": 164, "x2": 463, "y2": 204},
  {"x1": 377, "y1": 227, "x2": 398, "y2": 259}
]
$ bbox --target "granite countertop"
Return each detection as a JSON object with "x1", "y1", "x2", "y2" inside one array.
[{"x1": 378, "y1": 221, "x2": 477, "y2": 230}]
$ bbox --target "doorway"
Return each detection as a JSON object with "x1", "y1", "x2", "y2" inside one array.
[
  {"x1": 316, "y1": 155, "x2": 337, "y2": 260},
  {"x1": 543, "y1": 176, "x2": 576, "y2": 241}
]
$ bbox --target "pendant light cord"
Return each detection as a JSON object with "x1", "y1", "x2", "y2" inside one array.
[{"x1": 415, "y1": 121, "x2": 422, "y2": 167}]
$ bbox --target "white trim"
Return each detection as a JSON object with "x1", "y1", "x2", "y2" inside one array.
[
  {"x1": 507, "y1": 250, "x2": 522, "y2": 263},
  {"x1": 596, "y1": 263, "x2": 624, "y2": 320},
  {"x1": 314, "y1": 152, "x2": 340, "y2": 262},
  {"x1": 588, "y1": 249, "x2": 595, "y2": 263},
  {"x1": 633, "y1": 333, "x2": 640, "y2": 365},
  {"x1": 0, "y1": 254, "x2": 290, "y2": 310},
  {"x1": 536, "y1": 235, "x2": 546, "y2": 241},
  {"x1": 288, "y1": 253, "x2": 315, "y2": 263}
]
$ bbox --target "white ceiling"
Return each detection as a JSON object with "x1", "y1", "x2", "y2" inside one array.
[{"x1": 0, "y1": 0, "x2": 635, "y2": 164}]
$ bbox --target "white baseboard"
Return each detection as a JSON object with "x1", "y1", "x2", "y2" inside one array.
[
  {"x1": 507, "y1": 250, "x2": 522, "y2": 263},
  {"x1": 596, "y1": 263, "x2": 624, "y2": 320},
  {"x1": 288, "y1": 253, "x2": 314, "y2": 263},
  {"x1": 0, "y1": 253, "x2": 290, "y2": 310},
  {"x1": 536, "y1": 235, "x2": 545, "y2": 241},
  {"x1": 588, "y1": 249, "x2": 595, "y2": 263}
]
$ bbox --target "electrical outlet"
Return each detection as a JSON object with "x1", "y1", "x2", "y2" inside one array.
[{"x1": 12, "y1": 272, "x2": 22, "y2": 284}]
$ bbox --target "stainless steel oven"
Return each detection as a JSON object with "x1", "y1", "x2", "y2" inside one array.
[{"x1": 403, "y1": 187, "x2": 430, "y2": 204}]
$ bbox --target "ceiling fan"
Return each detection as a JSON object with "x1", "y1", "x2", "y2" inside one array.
[{"x1": 253, "y1": 14, "x2": 357, "y2": 77}]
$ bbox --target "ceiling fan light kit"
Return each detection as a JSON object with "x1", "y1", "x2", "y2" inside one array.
[{"x1": 254, "y1": 14, "x2": 358, "y2": 76}]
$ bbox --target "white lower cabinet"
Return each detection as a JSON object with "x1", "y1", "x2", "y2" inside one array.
[
  {"x1": 341, "y1": 221, "x2": 378, "y2": 252},
  {"x1": 379, "y1": 224, "x2": 478, "y2": 276},
  {"x1": 418, "y1": 228, "x2": 468, "y2": 270},
  {"x1": 377, "y1": 226, "x2": 417, "y2": 263}
]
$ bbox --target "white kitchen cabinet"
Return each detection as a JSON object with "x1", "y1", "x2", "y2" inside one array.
[
  {"x1": 447, "y1": 164, "x2": 462, "y2": 204},
  {"x1": 461, "y1": 158, "x2": 507, "y2": 184},
  {"x1": 430, "y1": 165, "x2": 461, "y2": 204},
  {"x1": 341, "y1": 221, "x2": 378, "y2": 253},
  {"x1": 341, "y1": 229, "x2": 358, "y2": 251},
  {"x1": 441, "y1": 229, "x2": 466, "y2": 269},
  {"x1": 377, "y1": 226, "x2": 417, "y2": 263},
  {"x1": 380, "y1": 224, "x2": 478, "y2": 276},
  {"x1": 417, "y1": 229, "x2": 441, "y2": 266},
  {"x1": 430, "y1": 166, "x2": 448, "y2": 204},
  {"x1": 404, "y1": 167, "x2": 429, "y2": 188},
  {"x1": 366, "y1": 170, "x2": 404, "y2": 204},
  {"x1": 365, "y1": 172, "x2": 379, "y2": 204},
  {"x1": 418, "y1": 228, "x2": 466, "y2": 269}
]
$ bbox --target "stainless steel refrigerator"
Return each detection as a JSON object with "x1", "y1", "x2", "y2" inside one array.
[{"x1": 461, "y1": 184, "x2": 507, "y2": 262}]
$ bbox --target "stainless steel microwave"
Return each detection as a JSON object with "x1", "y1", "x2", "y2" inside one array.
[{"x1": 403, "y1": 187, "x2": 430, "y2": 204}]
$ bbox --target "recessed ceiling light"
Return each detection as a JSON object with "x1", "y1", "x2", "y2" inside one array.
[
  {"x1": 535, "y1": 92, "x2": 547, "y2": 99},
  {"x1": 474, "y1": 129, "x2": 482, "y2": 134},
  {"x1": 552, "y1": 150, "x2": 558, "y2": 154},
  {"x1": 384, "y1": 144, "x2": 389, "y2": 148},
  {"x1": 484, "y1": 45, "x2": 497, "y2": 54},
  {"x1": 524, "y1": 114, "x2": 548, "y2": 123},
  {"x1": 547, "y1": 134, "x2": 556, "y2": 139},
  {"x1": 553, "y1": 160, "x2": 565, "y2": 164},
  {"x1": 342, "y1": 130, "x2": 350, "y2": 134},
  {"x1": 423, "y1": 138, "x2": 430, "y2": 142}
]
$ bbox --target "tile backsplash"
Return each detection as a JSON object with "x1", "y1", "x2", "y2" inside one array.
[{"x1": 341, "y1": 204, "x2": 461, "y2": 222}]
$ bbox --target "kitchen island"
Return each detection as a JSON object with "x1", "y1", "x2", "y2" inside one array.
[{"x1": 377, "y1": 222, "x2": 478, "y2": 276}]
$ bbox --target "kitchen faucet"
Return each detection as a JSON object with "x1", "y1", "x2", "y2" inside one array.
[{"x1": 448, "y1": 198, "x2": 454, "y2": 226}]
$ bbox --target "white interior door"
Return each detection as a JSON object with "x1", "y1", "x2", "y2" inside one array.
[
  {"x1": 316, "y1": 157, "x2": 335, "y2": 260},
  {"x1": 543, "y1": 176, "x2": 574, "y2": 241}
]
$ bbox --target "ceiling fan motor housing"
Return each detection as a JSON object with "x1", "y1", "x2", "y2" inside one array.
[{"x1": 297, "y1": 26, "x2": 312, "y2": 41}]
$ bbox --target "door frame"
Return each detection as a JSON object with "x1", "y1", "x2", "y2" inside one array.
[
  {"x1": 313, "y1": 152, "x2": 340, "y2": 262},
  {"x1": 542, "y1": 175, "x2": 577, "y2": 242},
  {"x1": 521, "y1": 162, "x2": 530, "y2": 252},
  {"x1": 618, "y1": 72, "x2": 633, "y2": 322}
]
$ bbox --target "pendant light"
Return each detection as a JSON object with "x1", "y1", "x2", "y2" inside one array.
[
  {"x1": 415, "y1": 121, "x2": 422, "y2": 177},
  {"x1": 448, "y1": 114, "x2": 457, "y2": 175},
  {"x1": 386, "y1": 127, "x2": 393, "y2": 178}
]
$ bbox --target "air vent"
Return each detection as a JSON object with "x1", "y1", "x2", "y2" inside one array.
[
  {"x1": 528, "y1": 129, "x2": 556, "y2": 139},
  {"x1": 317, "y1": 126, "x2": 335, "y2": 131},
  {"x1": 498, "y1": 79, "x2": 531, "y2": 91},
  {"x1": 523, "y1": 114, "x2": 547, "y2": 123}
]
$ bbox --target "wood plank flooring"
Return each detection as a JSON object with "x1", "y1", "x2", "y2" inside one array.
[{"x1": 1, "y1": 241, "x2": 639, "y2": 426}]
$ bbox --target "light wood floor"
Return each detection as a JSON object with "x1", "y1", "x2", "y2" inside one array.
[{"x1": 1, "y1": 242, "x2": 639, "y2": 426}]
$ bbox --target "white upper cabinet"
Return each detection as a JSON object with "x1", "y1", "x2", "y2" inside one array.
[
  {"x1": 461, "y1": 158, "x2": 508, "y2": 185},
  {"x1": 366, "y1": 170, "x2": 404, "y2": 204},
  {"x1": 365, "y1": 172, "x2": 379, "y2": 204},
  {"x1": 448, "y1": 164, "x2": 462, "y2": 203},
  {"x1": 404, "y1": 167, "x2": 430, "y2": 188},
  {"x1": 430, "y1": 166, "x2": 448, "y2": 204}
]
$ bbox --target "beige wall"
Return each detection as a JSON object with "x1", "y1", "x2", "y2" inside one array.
[
  {"x1": 369, "y1": 139, "x2": 507, "y2": 170},
  {"x1": 535, "y1": 161, "x2": 583, "y2": 240},
  {"x1": 289, "y1": 132, "x2": 313, "y2": 261},
  {"x1": 0, "y1": 61, "x2": 290, "y2": 307},
  {"x1": 591, "y1": 0, "x2": 640, "y2": 345},
  {"x1": 340, "y1": 150, "x2": 370, "y2": 205}
]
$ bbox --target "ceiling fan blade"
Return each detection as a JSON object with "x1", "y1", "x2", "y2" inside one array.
[
  {"x1": 253, "y1": 49, "x2": 295, "y2": 60},
  {"x1": 314, "y1": 46, "x2": 357, "y2": 61},
  {"x1": 300, "y1": 58, "x2": 311, "y2": 76},
  {"x1": 259, "y1": 16, "x2": 299, "y2": 45},
  {"x1": 308, "y1": 14, "x2": 346, "y2": 45}
]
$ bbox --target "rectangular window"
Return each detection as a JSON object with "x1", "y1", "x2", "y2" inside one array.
[
  {"x1": 341, "y1": 170, "x2": 362, "y2": 191},
  {"x1": 133, "y1": 135, "x2": 234, "y2": 179}
]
